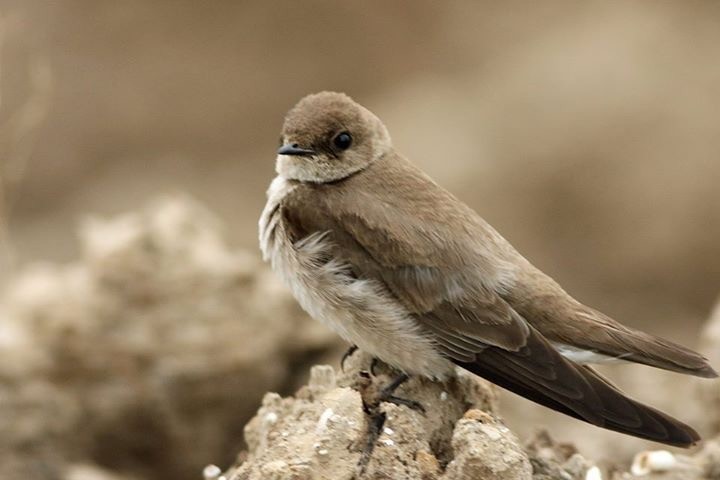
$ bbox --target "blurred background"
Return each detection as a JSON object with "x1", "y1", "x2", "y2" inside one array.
[{"x1": 0, "y1": 1, "x2": 719, "y2": 479}]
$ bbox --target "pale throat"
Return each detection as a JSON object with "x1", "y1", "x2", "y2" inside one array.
[
  {"x1": 275, "y1": 154, "x2": 367, "y2": 183},
  {"x1": 275, "y1": 155, "x2": 325, "y2": 182}
]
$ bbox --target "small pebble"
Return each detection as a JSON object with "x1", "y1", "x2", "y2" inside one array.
[
  {"x1": 316, "y1": 408, "x2": 334, "y2": 432},
  {"x1": 631, "y1": 450, "x2": 676, "y2": 476},
  {"x1": 203, "y1": 464, "x2": 222, "y2": 480},
  {"x1": 383, "y1": 427, "x2": 394, "y2": 435},
  {"x1": 440, "y1": 391, "x2": 448, "y2": 401},
  {"x1": 264, "y1": 412, "x2": 278, "y2": 424},
  {"x1": 381, "y1": 439, "x2": 395, "y2": 446},
  {"x1": 585, "y1": 465, "x2": 602, "y2": 480}
]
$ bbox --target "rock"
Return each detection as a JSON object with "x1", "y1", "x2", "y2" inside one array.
[
  {"x1": 442, "y1": 412, "x2": 532, "y2": 480},
  {"x1": 696, "y1": 439, "x2": 720, "y2": 479},
  {"x1": 223, "y1": 351, "x2": 541, "y2": 480},
  {"x1": 219, "y1": 357, "x2": 718, "y2": 480},
  {"x1": 0, "y1": 196, "x2": 337, "y2": 480},
  {"x1": 610, "y1": 439, "x2": 720, "y2": 480},
  {"x1": 525, "y1": 430, "x2": 594, "y2": 480}
]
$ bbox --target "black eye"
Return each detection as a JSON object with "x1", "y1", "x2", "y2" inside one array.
[{"x1": 333, "y1": 132, "x2": 352, "y2": 150}]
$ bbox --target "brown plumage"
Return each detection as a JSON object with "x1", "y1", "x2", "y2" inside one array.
[{"x1": 260, "y1": 91, "x2": 717, "y2": 448}]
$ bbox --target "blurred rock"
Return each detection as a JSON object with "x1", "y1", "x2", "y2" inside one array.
[
  {"x1": 0, "y1": 195, "x2": 337, "y2": 480},
  {"x1": 611, "y1": 439, "x2": 720, "y2": 480},
  {"x1": 64, "y1": 464, "x2": 137, "y2": 480},
  {"x1": 525, "y1": 430, "x2": 595, "y2": 480}
]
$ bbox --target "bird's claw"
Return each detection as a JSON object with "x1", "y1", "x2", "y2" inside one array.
[
  {"x1": 369, "y1": 357, "x2": 380, "y2": 376},
  {"x1": 383, "y1": 395, "x2": 426, "y2": 414},
  {"x1": 340, "y1": 344, "x2": 358, "y2": 371}
]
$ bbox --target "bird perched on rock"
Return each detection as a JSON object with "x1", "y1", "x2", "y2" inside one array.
[{"x1": 259, "y1": 91, "x2": 717, "y2": 451}]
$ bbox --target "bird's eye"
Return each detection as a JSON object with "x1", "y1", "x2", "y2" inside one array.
[{"x1": 333, "y1": 132, "x2": 352, "y2": 150}]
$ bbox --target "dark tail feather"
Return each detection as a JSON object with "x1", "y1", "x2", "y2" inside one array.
[{"x1": 456, "y1": 327, "x2": 701, "y2": 447}]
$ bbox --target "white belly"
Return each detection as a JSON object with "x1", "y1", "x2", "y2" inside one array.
[{"x1": 259, "y1": 176, "x2": 453, "y2": 378}]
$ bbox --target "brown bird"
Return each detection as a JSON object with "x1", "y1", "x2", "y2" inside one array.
[{"x1": 260, "y1": 91, "x2": 717, "y2": 448}]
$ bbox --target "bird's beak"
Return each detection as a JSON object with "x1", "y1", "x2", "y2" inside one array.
[{"x1": 277, "y1": 144, "x2": 315, "y2": 156}]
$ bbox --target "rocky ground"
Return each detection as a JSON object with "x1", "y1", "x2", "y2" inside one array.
[
  {"x1": 225, "y1": 355, "x2": 572, "y2": 480},
  {"x1": 1, "y1": 197, "x2": 718, "y2": 480},
  {"x1": 218, "y1": 355, "x2": 720, "y2": 480}
]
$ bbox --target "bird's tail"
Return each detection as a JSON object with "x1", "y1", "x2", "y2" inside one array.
[
  {"x1": 570, "y1": 305, "x2": 718, "y2": 378},
  {"x1": 456, "y1": 326, "x2": 701, "y2": 447}
]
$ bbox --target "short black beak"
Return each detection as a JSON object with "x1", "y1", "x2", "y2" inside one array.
[{"x1": 277, "y1": 144, "x2": 315, "y2": 156}]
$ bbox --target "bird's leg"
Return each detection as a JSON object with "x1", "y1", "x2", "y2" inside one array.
[
  {"x1": 351, "y1": 370, "x2": 383, "y2": 476},
  {"x1": 354, "y1": 408, "x2": 386, "y2": 477},
  {"x1": 340, "y1": 344, "x2": 358, "y2": 371},
  {"x1": 351, "y1": 370, "x2": 426, "y2": 476},
  {"x1": 356, "y1": 367, "x2": 426, "y2": 414}
]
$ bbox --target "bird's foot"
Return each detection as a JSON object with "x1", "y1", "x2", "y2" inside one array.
[
  {"x1": 355, "y1": 369, "x2": 426, "y2": 414},
  {"x1": 377, "y1": 372, "x2": 425, "y2": 413}
]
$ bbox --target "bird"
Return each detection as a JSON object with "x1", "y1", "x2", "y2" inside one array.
[{"x1": 259, "y1": 91, "x2": 717, "y2": 449}]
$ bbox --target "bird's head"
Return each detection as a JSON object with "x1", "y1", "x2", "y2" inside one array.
[{"x1": 276, "y1": 91, "x2": 392, "y2": 183}]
